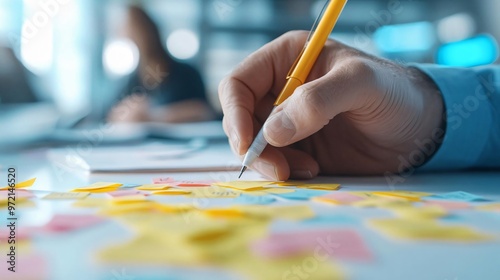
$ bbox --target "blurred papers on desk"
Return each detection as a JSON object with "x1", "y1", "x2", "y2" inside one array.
[{"x1": 47, "y1": 141, "x2": 240, "y2": 173}]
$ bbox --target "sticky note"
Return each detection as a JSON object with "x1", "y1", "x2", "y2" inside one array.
[
  {"x1": 368, "y1": 218, "x2": 493, "y2": 241},
  {"x1": 392, "y1": 205, "x2": 448, "y2": 219},
  {"x1": 107, "y1": 190, "x2": 143, "y2": 198},
  {"x1": 262, "y1": 188, "x2": 295, "y2": 194},
  {"x1": 214, "y1": 181, "x2": 275, "y2": 191},
  {"x1": 275, "y1": 189, "x2": 329, "y2": 200},
  {"x1": 373, "y1": 191, "x2": 430, "y2": 201},
  {"x1": 152, "y1": 189, "x2": 191, "y2": 196},
  {"x1": 71, "y1": 182, "x2": 122, "y2": 193},
  {"x1": 302, "y1": 184, "x2": 341, "y2": 190},
  {"x1": 0, "y1": 177, "x2": 36, "y2": 190},
  {"x1": 111, "y1": 195, "x2": 149, "y2": 204},
  {"x1": 119, "y1": 183, "x2": 141, "y2": 189},
  {"x1": 174, "y1": 180, "x2": 214, "y2": 187},
  {"x1": 476, "y1": 203, "x2": 500, "y2": 212},
  {"x1": 136, "y1": 184, "x2": 172, "y2": 191},
  {"x1": 351, "y1": 198, "x2": 412, "y2": 209},
  {"x1": 72, "y1": 198, "x2": 108, "y2": 208},
  {"x1": 240, "y1": 205, "x2": 315, "y2": 221},
  {"x1": 233, "y1": 195, "x2": 276, "y2": 205},
  {"x1": 426, "y1": 191, "x2": 490, "y2": 202},
  {"x1": 100, "y1": 202, "x2": 159, "y2": 215},
  {"x1": 203, "y1": 208, "x2": 244, "y2": 218},
  {"x1": 252, "y1": 228, "x2": 372, "y2": 261},
  {"x1": 43, "y1": 192, "x2": 90, "y2": 200},
  {"x1": 303, "y1": 215, "x2": 358, "y2": 225},
  {"x1": 152, "y1": 177, "x2": 175, "y2": 184},
  {"x1": 190, "y1": 189, "x2": 240, "y2": 198},
  {"x1": 313, "y1": 192, "x2": 365, "y2": 205},
  {"x1": 424, "y1": 200, "x2": 471, "y2": 210},
  {"x1": 0, "y1": 253, "x2": 47, "y2": 279},
  {"x1": 39, "y1": 214, "x2": 106, "y2": 233}
]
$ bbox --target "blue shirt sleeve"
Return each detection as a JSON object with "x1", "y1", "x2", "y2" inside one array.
[{"x1": 414, "y1": 64, "x2": 500, "y2": 170}]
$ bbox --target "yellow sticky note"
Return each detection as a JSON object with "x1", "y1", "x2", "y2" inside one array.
[
  {"x1": 477, "y1": 203, "x2": 500, "y2": 212},
  {"x1": 71, "y1": 182, "x2": 122, "y2": 193},
  {"x1": 239, "y1": 205, "x2": 315, "y2": 221},
  {"x1": 43, "y1": 192, "x2": 90, "y2": 200},
  {"x1": 136, "y1": 184, "x2": 172, "y2": 191},
  {"x1": 98, "y1": 234, "x2": 204, "y2": 265},
  {"x1": 0, "y1": 196, "x2": 29, "y2": 207},
  {"x1": 392, "y1": 205, "x2": 448, "y2": 220},
  {"x1": 111, "y1": 195, "x2": 148, "y2": 205},
  {"x1": 349, "y1": 191, "x2": 379, "y2": 198},
  {"x1": 214, "y1": 181, "x2": 275, "y2": 191},
  {"x1": 152, "y1": 189, "x2": 191, "y2": 196},
  {"x1": 352, "y1": 198, "x2": 412, "y2": 209},
  {"x1": 190, "y1": 188, "x2": 240, "y2": 198},
  {"x1": 0, "y1": 177, "x2": 36, "y2": 190},
  {"x1": 72, "y1": 198, "x2": 108, "y2": 208},
  {"x1": 373, "y1": 191, "x2": 430, "y2": 201},
  {"x1": 369, "y1": 218, "x2": 492, "y2": 242},
  {"x1": 154, "y1": 203, "x2": 195, "y2": 213},
  {"x1": 100, "y1": 201, "x2": 158, "y2": 215},
  {"x1": 300, "y1": 184, "x2": 341, "y2": 190},
  {"x1": 262, "y1": 188, "x2": 295, "y2": 194},
  {"x1": 204, "y1": 208, "x2": 244, "y2": 218}
]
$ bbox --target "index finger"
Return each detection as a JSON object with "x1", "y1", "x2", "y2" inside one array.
[{"x1": 218, "y1": 31, "x2": 310, "y2": 154}]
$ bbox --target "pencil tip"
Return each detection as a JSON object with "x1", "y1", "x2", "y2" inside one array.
[{"x1": 238, "y1": 166, "x2": 247, "y2": 179}]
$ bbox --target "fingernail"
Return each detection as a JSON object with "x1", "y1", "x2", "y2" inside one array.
[
  {"x1": 253, "y1": 161, "x2": 278, "y2": 181},
  {"x1": 264, "y1": 111, "x2": 296, "y2": 146},
  {"x1": 291, "y1": 170, "x2": 313, "y2": 179},
  {"x1": 230, "y1": 130, "x2": 241, "y2": 154}
]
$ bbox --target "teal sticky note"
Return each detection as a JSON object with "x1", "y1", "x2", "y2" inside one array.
[
  {"x1": 303, "y1": 215, "x2": 358, "y2": 225},
  {"x1": 275, "y1": 189, "x2": 330, "y2": 200},
  {"x1": 234, "y1": 195, "x2": 276, "y2": 205},
  {"x1": 427, "y1": 191, "x2": 490, "y2": 202}
]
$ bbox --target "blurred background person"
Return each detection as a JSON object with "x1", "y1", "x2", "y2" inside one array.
[
  {"x1": 0, "y1": 45, "x2": 38, "y2": 104},
  {"x1": 107, "y1": 5, "x2": 215, "y2": 124}
]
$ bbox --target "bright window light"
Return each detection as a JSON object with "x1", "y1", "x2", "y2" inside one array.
[
  {"x1": 437, "y1": 13, "x2": 475, "y2": 43},
  {"x1": 103, "y1": 38, "x2": 139, "y2": 77},
  {"x1": 436, "y1": 34, "x2": 498, "y2": 67},
  {"x1": 374, "y1": 21, "x2": 435, "y2": 53},
  {"x1": 20, "y1": 20, "x2": 53, "y2": 75},
  {"x1": 166, "y1": 29, "x2": 199, "y2": 60}
]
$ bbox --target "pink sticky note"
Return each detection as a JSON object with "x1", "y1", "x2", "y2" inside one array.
[
  {"x1": 174, "y1": 180, "x2": 214, "y2": 187},
  {"x1": 423, "y1": 200, "x2": 470, "y2": 210},
  {"x1": 252, "y1": 229, "x2": 372, "y2": 261},
  {"x1": 107, "y1": 189, "x2": 144, "y2": 198},
  {"x1": 0, "y1": 227, "x2": 32, "y2": 241},
  {"x1": 39, "y1": 214, "x2": 106, "y2": 233},
  {"x1": 0, "y1": 253, "x2": 47, "y2": 279},
  {"x1": 317, "y1": 192, "x2": 365, "y2": 204},
  {"x1": 153, "y1": 177, "x2": 175, "y2": 184}
]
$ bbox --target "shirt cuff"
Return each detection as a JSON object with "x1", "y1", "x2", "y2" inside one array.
[{"x1": 412, "y1": 64, "x2": 492, "y2": 171}]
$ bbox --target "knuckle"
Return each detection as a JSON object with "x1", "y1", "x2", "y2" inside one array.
[{"x1": 299, "y1": 85, "x2": 330, "y2": 120}]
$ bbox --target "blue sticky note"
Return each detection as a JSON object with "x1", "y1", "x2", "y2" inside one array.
[
  {"x1": 275, "y1": 189, "x2": 330, "y2": 200},
  {"x1": 427, "y1": 191, "x2": 490, "y2": 202},
  {"x1": 234, "y1": 195, "x2": 276, "y2": 205},
  {"x1": 120, "y1": 183, "x2": 141, "y2": 189},
  {"x1": 303, "y1": 215, "x2": 358, "y2": 225}
]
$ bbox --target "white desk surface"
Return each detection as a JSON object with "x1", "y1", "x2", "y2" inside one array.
[{"x1": 1, "y1": 145, "x2": 499, "y2": 280}]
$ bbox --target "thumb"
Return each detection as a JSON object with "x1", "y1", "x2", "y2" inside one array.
[{"x1": 263, "y1": 68, "x2": 366, "y2": 147}]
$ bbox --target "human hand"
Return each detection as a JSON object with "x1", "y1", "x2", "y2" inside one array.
[
  {"x1": 219, "y1": 31, "x2": 444, "y2": 181},
  {"x1": 107, "y1": 94, "x2": 150, "y2": 123}
]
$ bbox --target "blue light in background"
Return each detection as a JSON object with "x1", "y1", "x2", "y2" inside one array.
[
  {"x1": 374, "y1": 21, "x2": 435, "y2": 53},
  {"x1": 436, "y1": 34, "x2": 498, "y2": 67}
]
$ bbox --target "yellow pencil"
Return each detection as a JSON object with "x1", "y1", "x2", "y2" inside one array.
[{"x1": 239, "y1": 0, "x2": 348, "y2": 178}]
